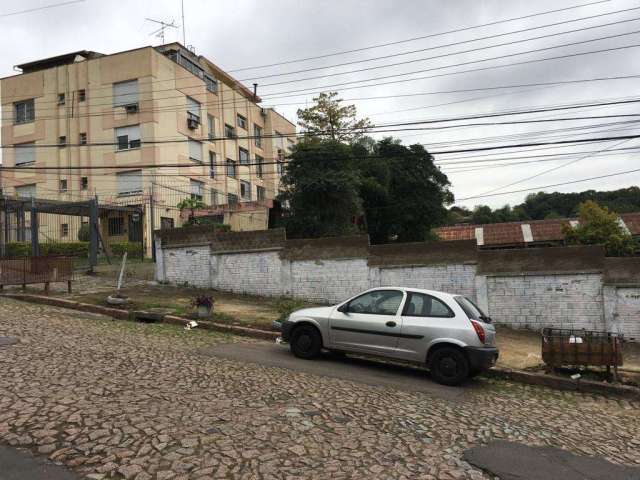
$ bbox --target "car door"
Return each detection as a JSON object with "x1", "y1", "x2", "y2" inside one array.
[
  {"x1": 395, "y1": 292, "x2": 458, "y2": 362},
  {"x1": 329, "y1": 289, "x2": 405, "y2": 357}
]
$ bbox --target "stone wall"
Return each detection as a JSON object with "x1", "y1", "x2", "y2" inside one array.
[{"x1": 155, "y1": 229, "x2": 640, "y2": 338}]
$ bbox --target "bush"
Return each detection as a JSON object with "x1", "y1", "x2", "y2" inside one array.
[
  {"x1": 4, "y1": 242, "x2": 88, "y2": 257},
  {"x1": 273, "y1": 297, "x2": 308, "y2": 322},
  {"x1": 109, "y1": 241, "x2": 143, "y2": 257}
]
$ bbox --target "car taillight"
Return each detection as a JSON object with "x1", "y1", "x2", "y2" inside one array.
[{"x1": 470, "y1": 320, "x2": 485, "y2": 343}]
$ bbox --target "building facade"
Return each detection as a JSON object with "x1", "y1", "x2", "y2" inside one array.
[{"x1": 0, "y1": 43, "x2": 296, "y2": 255}]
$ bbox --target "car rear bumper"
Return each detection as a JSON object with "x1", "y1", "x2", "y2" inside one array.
[
  {"x1": 464, "y1": 346, "x2": 499, "y2": 371},
  {"x1": 272, "y1": 320, "x2": 295, "y2": 343}
]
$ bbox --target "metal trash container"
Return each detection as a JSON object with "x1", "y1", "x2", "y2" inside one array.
[{"x1": 542, "y1": 327, "x2": 623, "y2": 379}]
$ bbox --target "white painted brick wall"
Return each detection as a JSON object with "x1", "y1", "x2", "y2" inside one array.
[
  {"x1": 212, "y1": 251, "x2": 282, "y2": 296},
  {"x1": 163, "y1": 246, "x2": 211, "y2": 288},
  {"x1": 487, "y1": 273, "x2": 605, "y2": 331},
  {"x1": 376, "y1": 264, "x2": 477, "y2": 301},
  {"x1": 288, "y1": 258, "x2": 369, "y2": 304},
  {"x1": 607, "y1": 287, "x2": 640, "y2": 340}
]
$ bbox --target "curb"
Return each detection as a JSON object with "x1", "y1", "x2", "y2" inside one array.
[
  {"x1": 1, "y1": 293, "x2": 278, "y2": 341},
  {"x1": 485, "y1": 367, "x2": 640, "y2": 400},
  {"x1": 3, "y1": 293, "x2": 638, "y2": 399}
]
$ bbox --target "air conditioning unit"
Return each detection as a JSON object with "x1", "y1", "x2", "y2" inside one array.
[
  {"x1": 124, "y1": 103, "x2": 139, "y2": 114},
  {"x1": 187, "y1": 117, "x2": 200, "y2": 130}
]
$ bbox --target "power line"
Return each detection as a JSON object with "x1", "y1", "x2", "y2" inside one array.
[
  {"x1": 258, "y1": 20, "x2": 640, "y2": 87},
  {"x1": 259, "y1": 40, "x2": 640, "y2": 96},
  {"x1": 456, "y1": 166, "x2": 640, "y2": 201},
  {"x1": 226, "y1": 0, "x2": 611, "y2": 72},
  {"x1": 0, "y1": 0, "x2": 84, "y2": 18}
]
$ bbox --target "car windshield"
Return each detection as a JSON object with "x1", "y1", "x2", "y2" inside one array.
[{"x1": 454, "y1": 296, "x2": 489, "y2": 322}]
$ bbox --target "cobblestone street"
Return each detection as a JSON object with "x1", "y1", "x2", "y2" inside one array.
[{"x1": 1, "y1": 298, "x2": 639, "y2": 480}]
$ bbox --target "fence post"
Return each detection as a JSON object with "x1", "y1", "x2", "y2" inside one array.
[
  {"x1": 88, "y1": 198, "x2": 99, "y2": 272},
  {"x1": 30, "y1": 198, "x2": 40, "y2": 257}
]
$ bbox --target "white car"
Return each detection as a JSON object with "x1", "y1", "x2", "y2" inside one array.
[{"x1": 274, "y1": 287, "x2": 498, "y2": 386}]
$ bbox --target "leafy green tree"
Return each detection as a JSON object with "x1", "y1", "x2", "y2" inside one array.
[
  {"x1": 278, "y1": 140, "x2": 362, "y2": 238},
  {"x1": 297, "y1": 92, "x2": 372, "y2": 143},
  {"x1": 563, "y1": 200, "x2": 636, "y2": 256},
  {"x1": 359, "y1": 138, "x2": 453, "y2": 243},
  {"x1": 177, "y1": 197, "x2": 206, "y2": 226}
]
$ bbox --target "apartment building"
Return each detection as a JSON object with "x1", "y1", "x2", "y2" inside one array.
[{"x1": 0, "y1": 43, "x2": 296, "y2": 255}]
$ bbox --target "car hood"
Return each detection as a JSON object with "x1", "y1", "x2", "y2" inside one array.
[{"x1": 290, "y1": 306, "x2": 334, "y2": 320}]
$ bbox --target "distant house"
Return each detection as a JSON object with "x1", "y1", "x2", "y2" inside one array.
[{"x1": 434, "y1": 213, "x2": 640, "y2": 250}]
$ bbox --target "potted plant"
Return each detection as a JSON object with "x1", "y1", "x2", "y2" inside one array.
[{"x1": 193, "y1": 295, "x2": 214, "y2": 318}]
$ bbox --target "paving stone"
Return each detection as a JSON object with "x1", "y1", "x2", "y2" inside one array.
[{"x1": 0, "y1": 298, "x2": 638, "y2": 480}]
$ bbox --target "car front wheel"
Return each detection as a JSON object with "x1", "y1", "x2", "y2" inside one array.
[
  {"x1": 290, "y1": 325, "x2": 322, "y2": 359},
  {"x1": 428, "y1": 347, "x2": 470, "y2": 386}
]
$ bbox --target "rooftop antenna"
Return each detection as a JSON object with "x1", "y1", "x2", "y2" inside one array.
[
  {"x1": 145, "y1": 17, "x2": 179, "y2": 44},
  {"x1": 181, "y1": 0, "x2": 186, "y2": 45}
]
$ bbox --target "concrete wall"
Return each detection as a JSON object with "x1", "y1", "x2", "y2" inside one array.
[{"x1": 155, "y1": 230, "x2": 640, "y2": 339}]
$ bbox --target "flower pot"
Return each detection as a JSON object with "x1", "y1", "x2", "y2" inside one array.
[{"x1": 197, "y1": 305, "x2": 211, "y2": 318}]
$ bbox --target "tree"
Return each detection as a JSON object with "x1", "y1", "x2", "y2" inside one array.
[
  {"x1": 563, "y1": 200, "x2": 636, "y2": 256},
  {"x1": 278, "y1": 140, "x2": 362, "y2": 238},
  {"x1": 359, "y1": 138, "x2": 453, "y2": 243},
  {"x1": 177, "y1": 197, "x2": 205, "y2": 226},
  {"x1": 297, "y1": 92, "x2": 372, "y2": 143}
]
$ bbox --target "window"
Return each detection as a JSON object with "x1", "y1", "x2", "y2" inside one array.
[
  {"x1": 345, "y1": 290, "x2": 404, "y2": 316},
  {"x1": 228, "y1": 193, "x2": 238, "y2": 206},
  {"x1": 190, "y1": 179, "x2": 204, "y2": 201},
  {"x1": 160, "y1": 217, "x2": 175, "y2": 230},
  {"x1": 15, "y1": 142, "x2": 35, "y2": 166},
  {"x1": 236, "y1": 114, "x2": 247, "y2": 130},
  {"x1": 210, "y1": 189, "x2": 220, "y2": 207},
  {"x1": 60, "y1": 223, "x2": 69, "y2": 237},
  {"x1": 287, "y1": 139, "x2": 295, "y2": 152},
  {"x1": 204, "y1": 74, "x2": 218, "y2": 93},
  {"x1": 108, "y1": 217, "x2": 124, "y2": 236},
  {"x1": 115, "y1": 125, "x2": 141, "y2": 151},
  {"x1": 240, "y1": 181, "x2": 251, "y2": 200},
  {"x1": 113, "y1": 79, "x2": 138, "y2": 107},
  {"x1": 277, "y1": 160, "x2": 284, "y2": 176},
  {"x1": 226, "y1": 159, "x2": 237, "y2": 178},
  {"x1": 274, "y1": 131, "x2": 285, "y2": 150},
  {"x1": 79, "y1": 132, "x2": 87, "y2": 145},
  {"x1": 58, "y1": 136, "x2": 67, "y2": 146},
  {"x1": 15, "y1": 184, "x2": 36, "y2": 198},
  {"x1": 14, "y1": 99, "x2": 35, "y2": 124},
  {"x1": 238, "y1": 147, "x2": 249, "y2": 164},
  {"x1": 80, "y1": 177, "x2": 88, "y2": 190},
  {"x1": 257, "y1": 185, "x2": 265, "y2": 201},
  {"x1": 78, "y1": 89, "x2": 86, "y2": 102},
  {"x1": 256, "y1": 155, "x2": 264, "y2": 178},
  {"x1": 454, "y1": 296, "x2": 489, "y2": 322},
  {"x1": 254, "y1": 124, "x2": 262, "y2": 148},
  {"x1": 186, "y1": 96, "x2": 201, "y2": 121},
  {"x1": 57, "y1": 93, "x2": 65, "y2": 106},
  {"x1": 116, "y1": 170, "x2": 143, "y2": 196},
  {"x1": 403, "y1": 292, "x2": 454, "y2": 318},
  {"x1": 207, "y1": 115, "x2": 215, "y2": 140},
  {"x1": 224, "y1": 124, "x2": 235, "y2": 139},
  {"x1": 209, "y1": 151, "x2": 216, "y2": 178},
  {"x1": 188, "y1": 139, "x2": 203, "y2": 163},
  {"x1": 59, "y1": 179, "x2": 67, "y2": 192}
]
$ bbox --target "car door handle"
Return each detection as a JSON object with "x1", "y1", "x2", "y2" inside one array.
[{"x1": 386, "y1": 321, "x2": 397, "y2": 327}]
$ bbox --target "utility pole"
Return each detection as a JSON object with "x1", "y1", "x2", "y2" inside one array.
[{"x1": 150, "y1": 182, "x2": 156, "y2": 262}]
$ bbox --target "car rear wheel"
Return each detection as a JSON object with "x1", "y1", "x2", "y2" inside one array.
[
  {"x1": 428, "y1": 347, "x2": 469, "y2": 386},
  {"x1": 290, "y1": 325, "x2": 322, "y2": 359}
]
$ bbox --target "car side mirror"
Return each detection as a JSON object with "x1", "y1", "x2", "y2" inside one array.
[{"x1": 337, "y1": 304, "x2": 349, "y2": 313}]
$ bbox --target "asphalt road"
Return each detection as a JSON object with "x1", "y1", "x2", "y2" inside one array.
[
  {"x1": 202, "y1": 342, "x2": 482, "y2": 401},
  {"x1": 0, "y1": 446, "x2": 78, "y2": 480}
]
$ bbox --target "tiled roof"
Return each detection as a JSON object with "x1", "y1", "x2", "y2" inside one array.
[{"x1": 434, "y1": 213, "x2": 640, "y2": 246}]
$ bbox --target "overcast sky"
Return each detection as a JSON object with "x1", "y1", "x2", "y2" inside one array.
[{"x1": 1, "y1": 0, "x2": 639, "y2": 211}]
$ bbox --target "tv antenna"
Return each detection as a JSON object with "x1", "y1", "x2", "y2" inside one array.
[{"x1": 146, "y1": 18, "x2": 179, "y2": 43}]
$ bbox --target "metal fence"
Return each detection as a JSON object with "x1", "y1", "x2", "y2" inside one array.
[{"x1": 0, "y1": 256, "x2": 74, "y2": 291}]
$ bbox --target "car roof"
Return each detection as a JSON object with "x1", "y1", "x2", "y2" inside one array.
[{"x1": 367, "y1": 286, "x2": 459, "y2": 300}]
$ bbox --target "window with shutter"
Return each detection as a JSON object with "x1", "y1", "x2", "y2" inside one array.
[
  {"x1": 115, "y1": 125, "x2": 141, "y2": 150},
  {"x1": 15, "y1": 142, "x2": 35, "y2": 166},
  {"x1": 113, "y1": 80, "x2": 139, "y2": 107},
  {"x1": 116, "y1": 170, "x2": 143, "y2": 196},
  {"x1": 188, "y1": 140, "x2": 203, "y2": 162}
]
